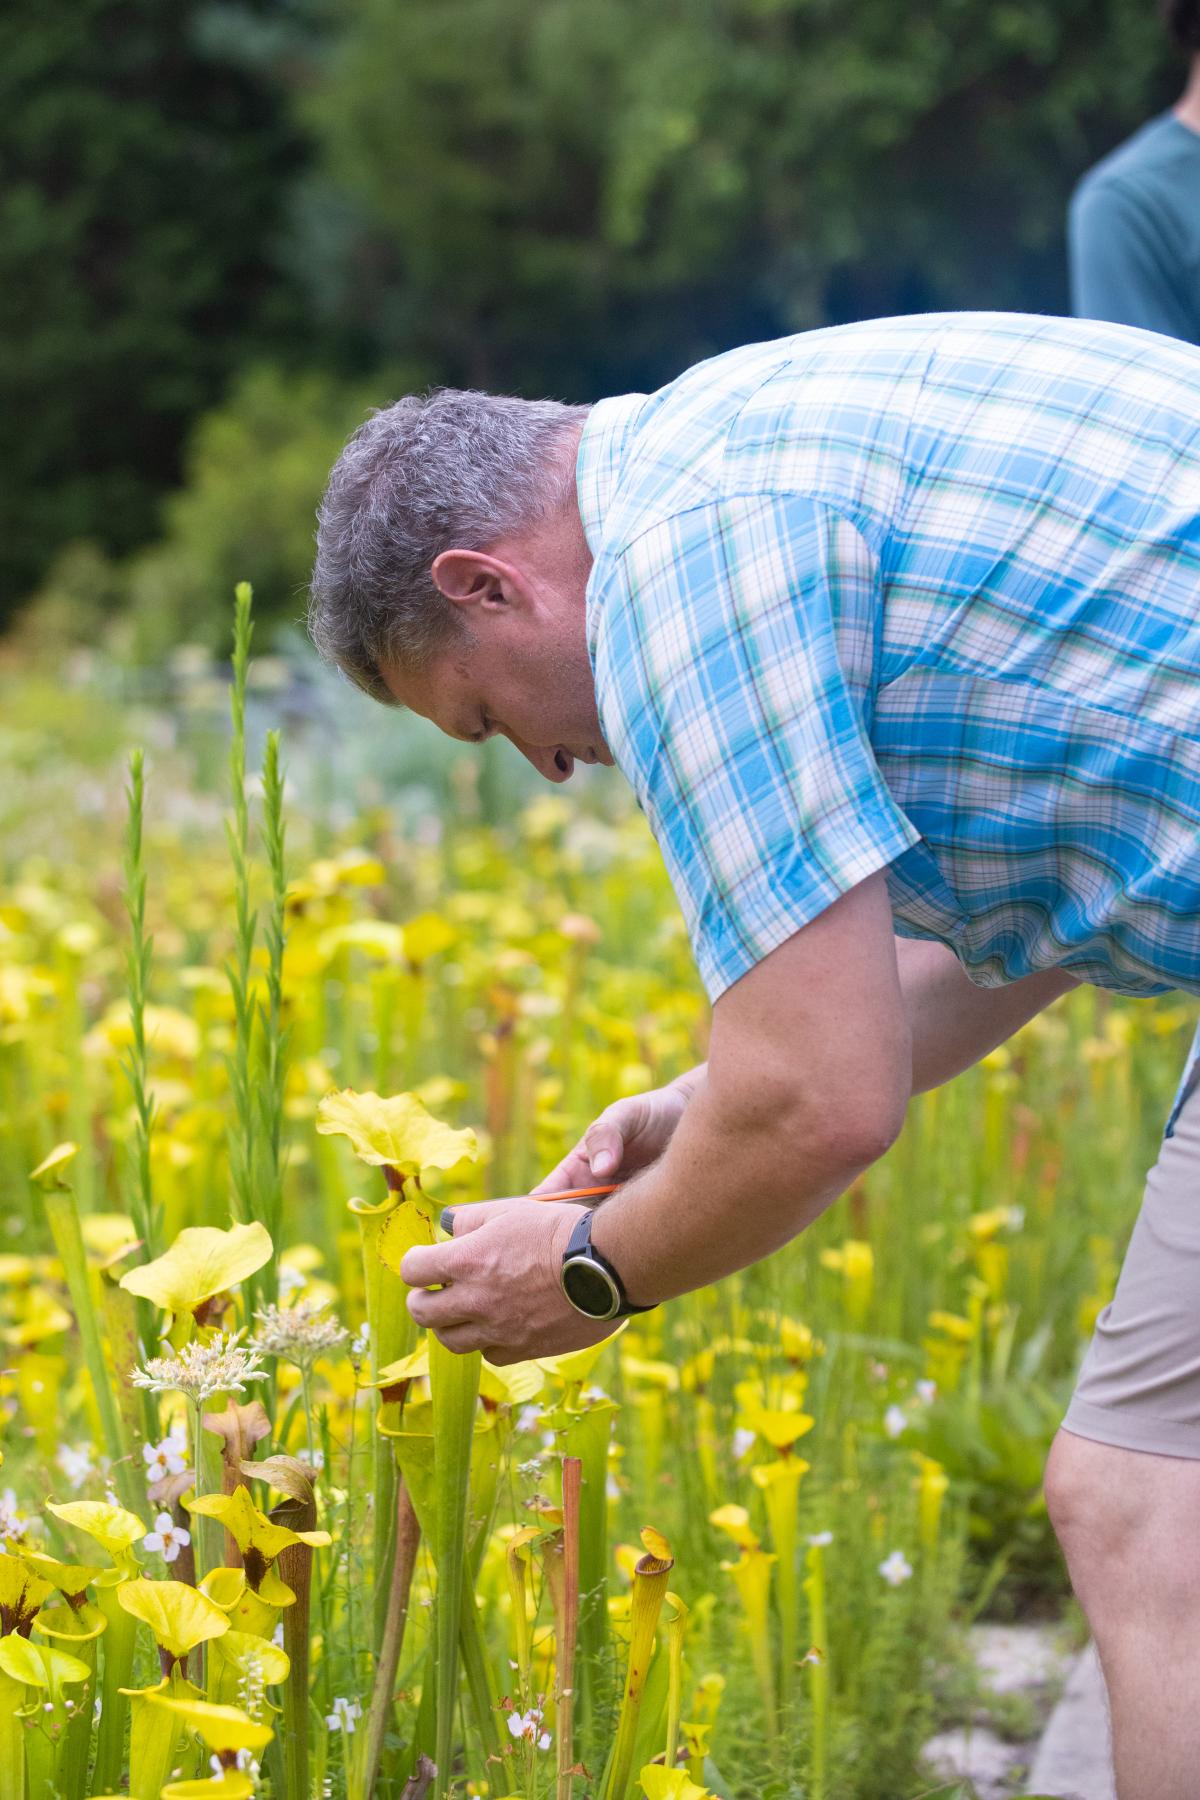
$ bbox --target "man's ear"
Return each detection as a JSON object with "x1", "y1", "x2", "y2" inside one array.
[{"x1": 431, "y1": 549, "x2": 511, "y2": 609}]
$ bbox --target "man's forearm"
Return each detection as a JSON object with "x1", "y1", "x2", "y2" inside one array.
[
  {"x1": 898, "y1": 938, "x2": 1077, "y2": 1092},
  {"x1": 590, "y1": 1065, "x2": 893, "y2": 1306}
]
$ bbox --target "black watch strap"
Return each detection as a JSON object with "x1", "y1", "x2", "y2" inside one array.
[{"x1": 562, "y1": 1210, "x2": 655, "y2": 1319}]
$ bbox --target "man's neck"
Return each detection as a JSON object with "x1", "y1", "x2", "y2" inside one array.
[{"x1": 1174, "y1": 55, "x2": 1200, "y2": 136}]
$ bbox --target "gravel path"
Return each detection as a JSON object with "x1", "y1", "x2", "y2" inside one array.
[{"x1": 920, "y1": 1628, "x2": 1117, "y2": 1799}]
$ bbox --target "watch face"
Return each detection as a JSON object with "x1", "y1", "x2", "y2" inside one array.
[{"x1": 561, "y1": 1255, "x2": 621, "y2": 1320}]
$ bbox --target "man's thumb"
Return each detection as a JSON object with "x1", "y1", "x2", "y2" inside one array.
[{"x1": 586, "y1": 1131, "x2": 622, "y2": 1179}]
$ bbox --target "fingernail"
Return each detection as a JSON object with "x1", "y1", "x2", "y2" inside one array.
[
  {"x1": 441, "y1": 1207, "x2": 457, "y2": 1233},
  {"x1": 592, "y1": 1151, "x2": 615, "y2": 1176}
]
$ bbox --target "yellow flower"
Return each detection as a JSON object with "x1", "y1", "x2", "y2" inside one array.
[
  {"x1": 46, "y1": 1499, "x2": 146, "y2": 1568},
  {"x1": 641, "y1": 1769, "x2": 713, "y2": 1799},
  {"x1": 0, "y1": 1556, "x2": 52, "y2": 1633},
  {"x1": 117, "y1": 1577, "x2": 229, "y2": 1667},
  {"x1": 120, "y1": 1222, "x2": 273, "y2": 1321},
  {"x1": 185, "y1": 1486, "x2": 331, "y2": 1604},
  {"x1": 708, "y1": 1505, "x2": 759, "y2": 1551},
  {"x1": 143, "y1": 1693, "x2": 273, "y2": 1753},
  {"x1": 316, "y1": 1088, "x2": 477, "y2": 1177},
  {"x1": 819, "y1": 1239, "x2": 874, "y2": 1322}
]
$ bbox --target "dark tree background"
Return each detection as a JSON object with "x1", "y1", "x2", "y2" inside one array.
[{"x1": 0, "y1": 0, "x2": 1184, "y2": 630}]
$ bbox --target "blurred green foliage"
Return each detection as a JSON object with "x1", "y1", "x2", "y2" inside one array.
[
  {"x1": 1, "y1": 0, "x2": 1183, "y2": 635},
  {"x1": 0, "y1": 0, "x2": 309, "y2": 616}
]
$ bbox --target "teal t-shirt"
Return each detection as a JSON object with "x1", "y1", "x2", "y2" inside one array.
[{"x1": 1069, "y1": 113, "x2": 1200, "y2": 346}]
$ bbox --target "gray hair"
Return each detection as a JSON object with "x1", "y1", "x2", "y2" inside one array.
[{"x1": 308, "y1": 388, "x2": 591, "y2": 701}]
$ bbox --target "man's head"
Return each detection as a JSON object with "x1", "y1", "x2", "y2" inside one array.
[{"x1": 309, "y1": 389, "x2": 611, "y2": 783}]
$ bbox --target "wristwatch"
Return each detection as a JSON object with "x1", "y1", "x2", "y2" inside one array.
[{"x1": 559, "y1": 1210, "x2": 655, "y2": 1321}]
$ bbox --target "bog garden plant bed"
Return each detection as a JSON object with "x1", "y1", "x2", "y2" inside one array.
[{"x1": 0, "y1": 590, "x2": 1185, "y2": 1798}]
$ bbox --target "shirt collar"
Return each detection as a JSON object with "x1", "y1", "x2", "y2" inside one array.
[{"x1": 575, "y1": 392, "x2": 648, "y2": 558}]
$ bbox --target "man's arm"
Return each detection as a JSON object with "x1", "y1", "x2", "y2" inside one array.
[
  {"x1": 899, "y1": 937, "x2": 1077, "y2": 1093},
  {"x1": 590, "y1": 918, "x2": 1077, "y2": 1305},
  {"x1": 588, "y1": 867, "x2": 909, "y2": 1305}
]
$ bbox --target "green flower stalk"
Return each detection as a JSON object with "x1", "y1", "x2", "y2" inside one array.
[
  {"x1": 358, "y1": 1480, "x2": 421, "y2": 1800},
  {"x1": 750, "y1": 1453, "x2": 810, "y2": 1713},
  {"x1": 122, "y1": 746, "x2": 158, "y2": 1260},
  {"x1": 605, "y1": 1530, "x2": 675, "y2": 1800},
  {"x1": 803, "y1": 1536, "x2": 831, "y2": 1800},
  {"x1": 33, "y1": 1596, "x2": 106, "y2": 1800},
  {"x1": 226, "y1": 584, "x2": 262, "y2": 1299},
  {"x1": 661, "y1": 1592, "x2": 689, "y2": 1775},
  {"x1": 721, "y1": 1545, "x2": 778, "y2": 1748},
  {"x1": 556, "y1": 1456, "x2": 583, "y2": 1800},
  {"x1": 0, "y1": 1637, "x2": 91, "y2": 1798},
  {"x1": 29, "y1": 1145, "x2": 141, "y2": 1516},
  {"x1": 429, "y1": 1331, "x2": 482, "y2": 1800},
  {"x1": 555, "y1": 1390, "x2": 618, "y2": 1732},
  {"x1": 256, "y1": 726, "x2": 288, "y2": 1288}
]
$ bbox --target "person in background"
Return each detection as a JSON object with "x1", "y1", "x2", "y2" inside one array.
[{"x1": 1069, "y1": 0, "x2": 1200, "y2": 345}]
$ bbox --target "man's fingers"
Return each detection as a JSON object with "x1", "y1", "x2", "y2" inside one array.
[
  {"x1": 407, "y1": 1284, "x2": 476, "y2": 1329},
  {"x1": 433, "y1": 1322, "x2": 489, "y2": 1355},
  {"x1": 399, "y1": 1243, "x2": 453, "y2": 1288}
]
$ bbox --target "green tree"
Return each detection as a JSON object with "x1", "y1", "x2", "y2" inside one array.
[
  {"x1": 0, "y1": 0, "x2": 308, "y2": 620},
  {"x1": 301, "y1": 0, "x2": 1179, "y2": 399}
]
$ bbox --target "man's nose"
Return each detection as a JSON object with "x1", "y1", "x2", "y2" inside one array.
[{"x1": 509, "y1": 736, "x2": 574, "y2": 783}]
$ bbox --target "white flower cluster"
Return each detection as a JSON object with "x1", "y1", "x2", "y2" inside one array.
[
  {"x1": 131, "y1": 1331, "x2": 267, "y2": 1405},
  {"x1": 252, "y1": 1300, "x2": 350, "y2": 1371}
]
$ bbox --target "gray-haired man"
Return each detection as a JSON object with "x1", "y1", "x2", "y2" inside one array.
[{"x1": 313, "y1": 311, "x2": 1200, "y2": 1798}]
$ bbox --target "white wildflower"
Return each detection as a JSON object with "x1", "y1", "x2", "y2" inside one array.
[
  {"x1": 884, "y1": 1404, "x2": 908, "y2": 1439},
  {"x1": 731, "y1": 1427, "x2": 756, "y2": 1461},
  {"x1": 326, "y1": 1696, "x2": 361, "y2": 1734},
  {"x1": 142, "y1": 1431, "x2": 189, "y2": 1483},
  {"x1": 807, "y1": 1531, "x2": 833, "y2": 1548},
  {"x1": 916, "y1": 1379, "x2": 937, "y2": 1405},
  {"x1": 0, "y1": 1489, "x2": 27, "y2": 1544},
  {"x1": 507, "y1": 1706, "x2": 551, "y2": 1750},
  {"x1": 278, "y1": 1264, "x2": 307, "y2": 1296},
  {"x1": 56, "y1": 1444, "x2": 95, "y2": 1490},
  {"x1": 143, "y1": 1512, "x2": 190, "y2": 1565},
  {"x1": 130, "y1": 1330, "x2": 267, "y2": 1406},
  {"x1": 879, "y1": 1549, "x2": 913, "y2": 1587}
]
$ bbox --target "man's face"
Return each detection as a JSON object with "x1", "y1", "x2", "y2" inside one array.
[{"x1": 380, "y1": 610, "x2": 614, "y2": 785}]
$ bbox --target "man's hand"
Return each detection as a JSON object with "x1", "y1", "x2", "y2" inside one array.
[
  {"x1": 399, "y1": 1199, "x2": 622, "y2": 1365},
  {"x1": 532, "y1": 1067, "x2": 705, "y2": 1191}
]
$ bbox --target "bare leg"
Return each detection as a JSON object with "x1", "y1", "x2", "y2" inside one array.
[{"x1": 1046, "y1": 1427, "x2": 1200, "y2": 1799}]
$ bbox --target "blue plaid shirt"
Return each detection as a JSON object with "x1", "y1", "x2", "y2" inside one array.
[{"x1": 577, "y1": 312, "x2": 1200, "y2": 1028}]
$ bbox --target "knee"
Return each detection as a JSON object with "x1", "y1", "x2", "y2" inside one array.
[
  {"x1": 1045, "y1": 1429, "x2": 1200, "y2": 1626},
  {"x1": 1045, "y1": 1430, "x2": 1133, "y2": 1548},
  {"x1": 1045, "y1": 1431, "x2": 1137, "y2": 1594}
]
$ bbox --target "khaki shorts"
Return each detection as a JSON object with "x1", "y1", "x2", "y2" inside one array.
[{"x1": 1063, "y1": 1030, "x2": 1200, "y2": 1458}]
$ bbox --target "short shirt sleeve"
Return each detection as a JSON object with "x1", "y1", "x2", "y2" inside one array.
[{"x1": 590, "y1": 493, "x2": 920, "y2": 1001}]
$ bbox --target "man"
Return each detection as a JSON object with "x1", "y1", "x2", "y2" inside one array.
[
  {"x1": 1069, "y1": 0, "x2": 1200, "y2": 345},
  {"x1": 311, "y1": 310, "x2": 1200, "y2": 1798}
]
